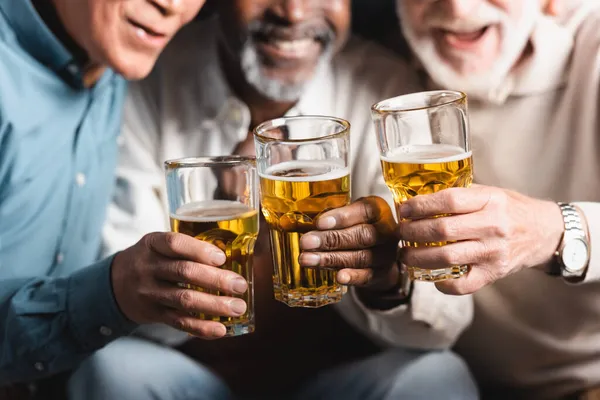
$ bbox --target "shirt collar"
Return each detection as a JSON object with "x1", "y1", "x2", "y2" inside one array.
[{"x1": 0, "y1": 0, "x2": 81, "y2": 82}]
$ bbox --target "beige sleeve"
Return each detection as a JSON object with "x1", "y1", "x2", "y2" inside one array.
[
  {"x1": 573, "y1": 202, "x2": 600, "y2": 283},
  {"x1": 336, "y1": 282, "x2": 473, "y2": 350}
]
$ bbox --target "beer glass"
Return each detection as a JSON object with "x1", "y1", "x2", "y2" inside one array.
[
  {"x1": 164, "y1": 156, "x2": 259, "y2": 336},
  {"x1": 371, "y1": 91, "x2": 473, "y2": 282},
  {"x1": 254, "y1": 116, "x2": 351, "y2": 308}
]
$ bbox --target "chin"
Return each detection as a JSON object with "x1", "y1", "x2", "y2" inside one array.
[{"x1": 107, "y1": 52, "x2": 158, "y2": 81}]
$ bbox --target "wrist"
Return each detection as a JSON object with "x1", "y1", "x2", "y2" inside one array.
[
  {"x1": 355, "y1": 265, "x2": 413, "y2": 310},
  {"x1": 532, "y1": 200, "x2": 565, "y2": 272}
]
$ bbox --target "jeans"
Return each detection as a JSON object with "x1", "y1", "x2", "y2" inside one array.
[{"x1": 68, "y1": 337, "x2": 478, "y2": 400}]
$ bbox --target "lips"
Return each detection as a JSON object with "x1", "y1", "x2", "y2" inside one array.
[
  {"x1": 128, "y1": 18, "x2": 166, "y2": 37},
  {"x1": 435, "y1": 26, "x2": 491, "y2": 51}
]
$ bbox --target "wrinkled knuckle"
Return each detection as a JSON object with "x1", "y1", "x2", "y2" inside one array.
[
  {"x1": 323, "y1": 231, "x2": 344, "y2": 250},
  {"x1": 213, "y1": 296, "x2": 228, "y2": 315},
  {"x1": 491, "y1": 218, "x2": 511, "y2": 238},
  {"x1": 164, "y1": 231, "x2": 182, "y2": 252},
  {"x1": 443, "y1": 191, "x2": 461, "y2": 211},
  {"x1": 172, "y1": 315, "x2": 189, "y2": 331},
  {"x1": 172, "y1": 261, "x2": 191, "y2": 281},
  {"x1": 440, "y1": 248, "x2": 459, "y2": 265},
  {"x1": 361, "y1": 198, "x2": 378, "y2": 223},
  {"x1": 177, "y1": 290, "x2": 195, "y2": 310},
  {"x1": 356, "y1": 225, "x2": 376, "y2": 247},
  {"x1": 356, "y1": 250, "x2": 372, "y2": 268},
  {"x1": 437, "y1": 219, "x2": 457, "y2": 239}
]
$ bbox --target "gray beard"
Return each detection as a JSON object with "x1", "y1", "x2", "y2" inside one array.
[{"x1": 240, "y1": 39, "x2": 334, "y2": 103}]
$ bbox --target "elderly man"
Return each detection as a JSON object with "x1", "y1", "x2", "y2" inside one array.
[
  {"x1": 388, "y1": 0, "x2": 600, "y2": 398},
  {"x1": 80, "y1": 0, "x2": 479, "y2": 399},
  {"x1": 0, "y1": 0, "x2": 211, "y2": 393}
]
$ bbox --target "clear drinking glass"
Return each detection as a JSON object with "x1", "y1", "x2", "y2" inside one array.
[
  {"x1": 164, "y1": 156, "x2": 259, "y2": 336},
  {"x1": 371, "y1": 91, "x2": 473, "y2": 282},
  {"x1": 253, "y1": 116, "x2": 351, "y2": 308}
]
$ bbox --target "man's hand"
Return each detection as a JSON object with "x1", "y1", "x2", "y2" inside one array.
[
  {"x1": 298, "y1": 196, "x2": 400, "y2": 291},
  {"x1": 397, "y1": 185, "x2": 564, "y2": 295},
  {"x1": 111, "y1": 232, "x2": 249, "y2": 339}
]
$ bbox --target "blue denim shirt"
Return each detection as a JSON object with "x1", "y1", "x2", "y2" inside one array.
[{"x1": 0, "y1": 0, "x2": 136, "y2": 384}]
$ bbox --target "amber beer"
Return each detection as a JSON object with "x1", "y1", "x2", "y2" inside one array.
[
  {"x1": 259, "y1": 160, "x2": 350, "y2": 307},
  {"x1": 170, "y1": 200, "x2": 259, "y2": 335},
  {"x1": 381, "y1": 144, "x2": 473, "y2": 281}
]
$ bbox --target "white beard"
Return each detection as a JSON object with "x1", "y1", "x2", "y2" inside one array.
[
  {"x1": 398, "y1": 0, "x2": 541, "y2": 103},
  {"x1": 240, "y1": 39, "x2": 334, "y2": 103}
]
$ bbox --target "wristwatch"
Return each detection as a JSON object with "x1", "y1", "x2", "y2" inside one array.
[{"x1": 549, "y1": 203, "x2": 590, "y2": 280}]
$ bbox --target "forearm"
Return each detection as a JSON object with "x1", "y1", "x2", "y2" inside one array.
[
  {"x1": 0, "y1": 256, "x2": 136, "y2": 384},
  {"x1": 336, "y1": 282, "x2": 473, "y2": 350}
]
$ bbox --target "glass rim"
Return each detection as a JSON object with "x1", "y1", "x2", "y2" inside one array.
[
  {"x1": 371, "y1": 90, "x2": 467, "y2": 114},
  {"x1": 164, "y1": 155, "x2": 256, "y2": 170},
  {"x1": 253, "y1": 115, "x2": 350, "y2": 143}
]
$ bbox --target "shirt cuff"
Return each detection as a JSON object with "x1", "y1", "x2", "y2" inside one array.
[
  {"x1": 67, "y1": 255, "x2": 137, "y2": 351},
  {"x1": 573, "y1": 202, "x2": 600, "y2": 283},
  {"x1": 336, "y1": 282, "x2": 473, "y2": 350}
]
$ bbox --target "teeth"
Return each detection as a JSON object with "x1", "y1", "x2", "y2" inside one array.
[{"x1": 271, "y1": 39, "x2": 315, "y2": 53}]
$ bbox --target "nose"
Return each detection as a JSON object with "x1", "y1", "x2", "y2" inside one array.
[
  {"x1": 149, "y1": 0, "x2": 181, "y2": 16},
  {"x1": 272, "y1": 0, "x2": 312, "y2": 24},
  {"x1": 444, "y1": 0, "x2": 480, "y2": 18}
]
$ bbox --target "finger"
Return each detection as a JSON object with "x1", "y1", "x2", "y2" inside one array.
[
  {"x1": 398, "y1": 187, "x2": 492, "y2": 219},
  {"x1": 144, "y1": 232, "x2": 226, "y2": 266},
  {"x1": 336, "y1": 268, "x2": 374, "y2": 286},
  {"x1": 299, "y1": 248, "x2": 390, "y2": 270},
  {"x1": 400, "y1": 240, "x2": 487, "y2": 270},
  {"x1": 154, "y1": 259, "x2": 248, "y2": 295},
  {"x1": 162, "y1": 309, "x2": 227, "y2": 339},
  {"x1": 315, "y1": 196, "x2": 393, "y2": 230},
  {"x1": 398, "y1": 211, "x2": 503, "y2": 243},
  {"x1": 434, "y1": 266, "x2": 495, "y2": 296},
  {"x1": 300, "y1": 224, "x2": 383, "y2": 251},
  {"x1": 155, "y1": 286, "x2": 248, "y2": 318}
]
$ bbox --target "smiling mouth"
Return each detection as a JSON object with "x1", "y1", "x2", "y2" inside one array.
[
  {"x1": 127, "y1": 18, "x2": 167, "y2": 38},
  {"x1": 435, "y1": 25, "x2": 491, "y2": 49}
]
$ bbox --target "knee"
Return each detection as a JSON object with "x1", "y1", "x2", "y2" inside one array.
[
  {"x1": 68, "y1": 338, "x2": 231, "y2": 400},
  {"x1": 386, "y1": 350, "x2": 479, "y2": 400}
]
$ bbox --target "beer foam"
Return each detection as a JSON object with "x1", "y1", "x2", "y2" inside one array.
[
  {"x1": 172, "y1": 200, "x2": 256, "y2": 222},
  {"x1": 259, "y1": 160, "x2": 349, "y2": 182},
  {"x1": 381, "y1": 144, "x2": 471, "y2": 164}
]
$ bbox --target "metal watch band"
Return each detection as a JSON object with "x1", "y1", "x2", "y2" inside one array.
[
  {"x1": 550, "y1": 202, "x2": 588, "y2": 279},
  {"x1": 558, "y1": 202, "x2": 585, "y2": 240}
]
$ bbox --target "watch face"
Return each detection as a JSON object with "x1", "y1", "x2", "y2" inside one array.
[{"x1": 562, "y1": 238, "x2": 589, "y2": 273}]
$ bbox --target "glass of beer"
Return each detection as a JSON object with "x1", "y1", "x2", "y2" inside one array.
[
  {"x1": 253, "y1": 116, "x2": 351, "y2": 308},
  {"x1": 371, "y1": 90, "x2": 473, "y2": 282},
  {"x1": 164, "y1": 156, "x2": 259, "y2": 336}
]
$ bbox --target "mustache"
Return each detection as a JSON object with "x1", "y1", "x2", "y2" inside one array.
[{"x1": 246, "y1": 20, "x2": 336, "y2": 46}]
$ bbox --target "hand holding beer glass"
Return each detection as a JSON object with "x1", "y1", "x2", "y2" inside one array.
[
  {"x1": 254, "y1": 116, "x2": 351, "y2": 308},
  {"x1": 371, "y1": 91, "x2": 473, "y2": 282},
  {"x1": 165, "y1": 156, "x2": 258, "y2": 336}
]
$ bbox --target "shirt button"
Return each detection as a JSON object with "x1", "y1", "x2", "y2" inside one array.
[
  {"x1": 55, "y1": 252, "x2": 64, "y2": 265},
  {"x1": 34, "y1": 362, "x2": 45, "y2": 372},
  {"x1": 67, "y1": 63, "x2": 79, "y2": 75},
  {"x1": 75, "y1": 173, "x2": 86, "y2": 187},
  {"x1": 99, "y1": 326, "x2": 113, "y2": 336}
]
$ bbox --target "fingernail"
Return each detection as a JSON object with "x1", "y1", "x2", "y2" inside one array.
[
  {"x1": 212, "y1": 325, "x2": 226, "y2": 337},
  {"x1": 231, "y1": 277, "x2": 248, "y2": 294},
  {"x1": 230, "y1": 299, "x2": 247, "y2": 315},
  {"x1": 337, "y1": 271, "x2": 349, "y2": 284},
  {"x1": 300, "y1": 235, "x2": 321, "y2": 250},
  {"x1": 210, "y1": 250, "x2": 226, "y2": 265},
  {"x1": 299, "y1": 253, "x2": 320, "y2": 267},
  {"x1": 317, "y1": 216, "x2": 337, "y2": 230},
  {"x1": 400, "y1": 204, "x2": 412, "y2": 218}
]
